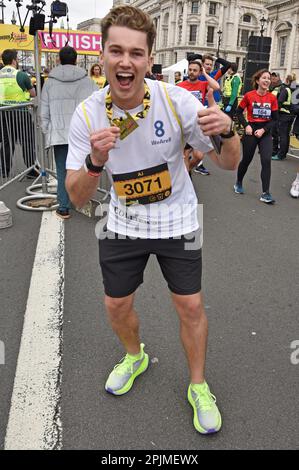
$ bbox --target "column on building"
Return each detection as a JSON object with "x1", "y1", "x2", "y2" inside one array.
[
  {"x1": 181, "y1": 0, "x2": 189, "y2": 45},
  {"x1": 156, "y1": 15, "x2": 161, "y2": 51},
  {"x1": 169, "y1": 2, "x2": 176, "y2": 47},
  {"x1": 232, "y1": 0, "x2": 240, "y2": 52},
  {"x1": 198, "y1": 0, "x2": 207, "y2": 46},
  {"x1": 286, "y1": 21, "x2": 297, "y2": 75},
  {"x1": 268, "y1": 18, "x2": 277, "y2": 69}
]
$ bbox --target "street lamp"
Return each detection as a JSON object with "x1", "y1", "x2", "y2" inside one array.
[
  {"x1": 11, "y1": 11, "x2": 17, "y2": 25},
  {"x1": 216, "y1": 29, "x2": 222, "y2": 57},
  {"x1": 260, "y1": 15, "x2": 267, "y2": 37}
]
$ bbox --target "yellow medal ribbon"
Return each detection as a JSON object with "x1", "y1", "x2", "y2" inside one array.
[{"x1": 105, "y1": 81, "x2": 151, "y2": 128}]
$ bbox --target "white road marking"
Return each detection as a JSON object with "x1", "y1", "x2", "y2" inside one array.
[{"x1": 5, "y1": 211, "x2": 64, "y2": 450}]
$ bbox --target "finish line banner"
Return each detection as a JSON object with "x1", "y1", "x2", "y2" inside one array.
[{"x1": 0, "y1": 24, "x2": 101, "y2": 56}]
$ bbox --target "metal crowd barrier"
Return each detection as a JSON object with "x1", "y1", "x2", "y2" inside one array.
[
  {"x1": 0, "y1": 102, "x2": 40, "y2": 190},
  {"x1": 288, "y1": 135, "x2": 299, "y2": 160},
  {"x1": 1, "y1": 100, "x2": 110, "y2": 213}
]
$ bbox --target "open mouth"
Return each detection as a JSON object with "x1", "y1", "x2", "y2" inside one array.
[{"x1": 116, "y1": 72, "x2": 135, "y2": 87}]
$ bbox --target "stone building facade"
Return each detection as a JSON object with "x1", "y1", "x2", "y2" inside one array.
[{"x1": 112, "y1": 0, "x2": 299, "y2": 77}]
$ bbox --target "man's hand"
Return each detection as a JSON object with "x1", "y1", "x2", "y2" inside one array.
[
  {"x1": 90, "y1": 126, "x2": 120, "y2": 166},
  {"x1": 197, "y1": 89, "x2": 232, "y2": 136},
  {"x1": 254, "y1": 128, "x2": 265, "y2": 138},
  {"x1": 245, "y1": 125, "x2": 253, "y2": 135}
]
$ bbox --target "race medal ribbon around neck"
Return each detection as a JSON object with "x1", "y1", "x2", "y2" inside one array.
[{"x1": 105, "y1": 82, "x2": 151, "y2": 140}]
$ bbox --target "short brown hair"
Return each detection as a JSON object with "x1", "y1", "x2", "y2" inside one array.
[
  {"x1": 251, "y1": 69, "x2": 270, "y2": 89},
  {"x1": 202, "y1": 54, "x2": 214, "y2": 63},
  {"x1": 189, "y1": 61, "x2": 202, "y2": 70},
  {"x1": 101, "y1": 5, "x2": 156, "y2": 54}
]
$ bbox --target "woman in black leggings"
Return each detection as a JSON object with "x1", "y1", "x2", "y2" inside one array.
[{"x1": 234, "y1": 69, "x2": 278, "y2": 204}]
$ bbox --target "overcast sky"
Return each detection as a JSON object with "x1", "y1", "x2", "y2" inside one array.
[{"x1": 2, "y1": 0, "x2": 113, "y2": 30}]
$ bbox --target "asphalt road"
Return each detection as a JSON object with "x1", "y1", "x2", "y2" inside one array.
[{"x1": 0, "y1": 152, "x2": 298, "y2": 450}]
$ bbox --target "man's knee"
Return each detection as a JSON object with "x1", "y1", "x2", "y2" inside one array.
[
  {"x1": 104, "y1": 295, "x2": 134, "y2": 320},
  {"x1": 174, "y1": 294, "x2": 205, "y2": 324}
]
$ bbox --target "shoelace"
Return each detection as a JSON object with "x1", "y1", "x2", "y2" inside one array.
[
  {"x1": 192, "y1": 386, "x2": 217, "y2": 412},
  {"x1": 292, "y1": 181, "x2": 299, "y2": 191},
  {"x1": 113, "y1": 354, "x2": 141, "y2": 375}
]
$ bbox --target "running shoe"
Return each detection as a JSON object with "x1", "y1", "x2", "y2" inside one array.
[
  {"x1": 233, "y1": 182, "x2": 244, "y2": 194},
  {"x1": 194, "y1": 163, "x2": 210, "y2": 175},
  {"x1": 271, "y1": 155, "x2": 283, "y2": 161},
  {"x1": 290, "y1": 180, "x2": 299, "y2": 198},
  {"x1": 105, "y1": 343, "x2": 149, "y2": 395},
  {"x1": 188, "y1": 382, "x2": 222, "y2": 434},
  {"x1": 260, "y1": 192, "x2": 275, "y2": 204},
  {"x1": 56, "y1": 208, "x2": 71, "y2": 219}
]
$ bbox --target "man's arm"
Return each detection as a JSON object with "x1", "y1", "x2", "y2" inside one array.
[
  {"x1": 277, "y1": 87, "x2": 287, "y2": 108},
  {"x1": 207, "y1": 135, "x2": 240, "y2": 170},
  {"x1": 202, "y1": 69, "x2": 220, "y2": 91},
  {"x1": 40, "y1": 82, "x2": 50, "y2": 134},
  {"x1": 214, "y1": 58, "x2": 231, "y2": 77},
  {"x1": 229, "y1": 75, "x2": 241, "y2": 106},
  {"x1": 66, "y1": 127, "x2": 120, "y2": 208},
  {"x1": 197, "y1": 89, "x2": 240, "y2": 170},
  {"x1": 17, "y1": 71, "x2": 36, "y2": 97}
]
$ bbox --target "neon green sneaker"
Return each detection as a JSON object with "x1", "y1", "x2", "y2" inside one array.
[
  {"x1": 105, "y1": 343, "x2": 149, "y2": 395},
  {"x1": 188, "y1": 382, "x2": 222, "y2": 434}
]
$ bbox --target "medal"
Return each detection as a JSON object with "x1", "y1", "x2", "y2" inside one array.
[{"x1": 105, "y1": 82, "x2": 151, "y2": 140}]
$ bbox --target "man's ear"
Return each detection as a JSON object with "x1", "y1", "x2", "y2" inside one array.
[{"x1": 99, "y1": 50, "x2": 104, "y2": 67}]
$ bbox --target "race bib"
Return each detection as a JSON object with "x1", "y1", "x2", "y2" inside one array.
[
  {"x1": 252, "y1": 102, "x2": 271, "y2": 119},
  {"x1": 191, "y1": 90, "x2": 203, "y2": 102},
  {"x1": 112, "y1": 163, "x2": 172, "y2": 206}
]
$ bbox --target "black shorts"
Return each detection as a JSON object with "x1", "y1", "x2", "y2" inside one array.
[{"x1": 99, "y1": 231, "x2": 202, "y2": 298}]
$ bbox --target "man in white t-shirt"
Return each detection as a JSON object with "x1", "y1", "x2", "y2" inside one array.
[{"x1": 66, "y1": 4, "x2": 240, "y2": 435}]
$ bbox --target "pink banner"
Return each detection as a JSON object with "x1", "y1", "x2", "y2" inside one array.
[{"x1": 38, "y1": 30, "x2": 102, "y2": 55}]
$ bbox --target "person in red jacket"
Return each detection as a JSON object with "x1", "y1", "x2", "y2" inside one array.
[
  {"x1": 234, "y1": 69, "x2": 278, "y2": 204},
  {"x1": 177, "y1": 61, "x2": 219, "y2": 174}
]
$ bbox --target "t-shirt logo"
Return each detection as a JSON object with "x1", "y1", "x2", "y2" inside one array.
[{"x1": 154, "y1": 120, "x2": 165, "y2": 137}]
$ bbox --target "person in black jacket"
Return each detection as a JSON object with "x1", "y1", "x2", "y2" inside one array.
[{"x1": 272, "y1": 74, "x2": 295, "y2": 160}]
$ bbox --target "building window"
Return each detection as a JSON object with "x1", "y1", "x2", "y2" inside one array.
[
  {"x1": 279, "y1": 36, "x2": 287, "y2": 67},
  {"x1": 238, "y1": 29, "x2": 250, "y2": 47},
  {"x1": 243, "y1": 14, "x2": 251, "y2": 23},
  {"x1": 207, "y1": 26, "x2": 215, "y2": 44},
  {"x1": 242, "y1": 57, "x2": 246, "y2": 70},
  {"x1": 163, "y1": 13, "x2": 169, "y2": 26},
  {"x1": 236, "y1": 57, "x2": 240, "y2": 69},
  {"x1": 178, "y1": 2, "x2": 183, "y2": 15},
  {"x1": 209, "y1": 2, "x2": 217, "y2": 16},
  {"x1": 189, "y1": 25, "x2": 197, "y2": 42},
  {"x1": 191, "y1": 1, "x2": 199, "y2": 14}
]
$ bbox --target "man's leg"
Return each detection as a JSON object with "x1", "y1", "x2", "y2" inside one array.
[
  {"x1": 171, "y1": 292, "x2": 207, "y2": 384},
  {"x1": 172, "y1": 291, "x2": 221, "y2": 434},
  {"x1": 271, "y1": 119, "x2": 279, "y2": 157},
  {"x1": 0, "y1": 111, "x2": 14, "y2": 177},
  {"x1": 104, "y1": 293, "x2": 141, "y2": 355},
  {"x1": 277, "y1": 116, "x2": 293, "y2": 160},
  {"x1": 104, "y1": 293, "x2": 149, "y2": 395},
  {"x1": 54, "y1": 144, "x2": 71, "y2": 216}
]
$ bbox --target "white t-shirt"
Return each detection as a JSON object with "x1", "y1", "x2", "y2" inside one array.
[{"x1": 66, "y1": 78, "x2": 213, "y2": 238}]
